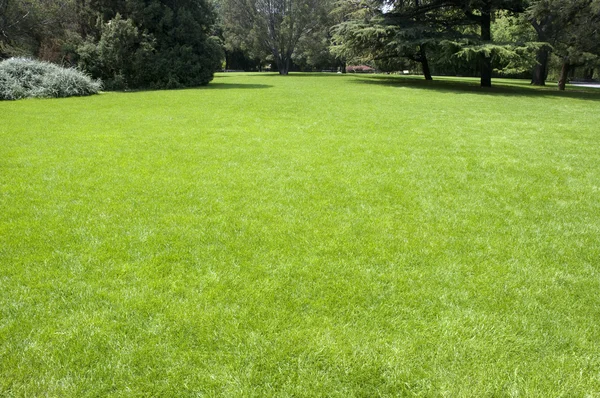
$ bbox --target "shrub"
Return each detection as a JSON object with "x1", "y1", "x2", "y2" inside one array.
[
  {"x1": 76, "y1": 4, "x2": 224, "y2": 90},
  {"x1": 77, "y1": 14, "x2": 156, "y2": 90},
  {"x1": 0, "y1": 58, "x2": 102, "y2": 100},
  {"x1": 346, "y1": 65, "x2": 375, "y2": 73}
]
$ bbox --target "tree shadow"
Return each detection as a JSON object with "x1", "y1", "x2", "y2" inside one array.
[
  {"x1": 351, "y1": 75, "x2": 600, "y2": 101},
  {"x1": 202, "y1": 82, "x2": 272, "y2": 90},
  {"x1": 262, "y1": 72, "x2": 353, "y2": 78},
  {"x1": 113, "y1": 82, "x2": 272, "y2": 93}
]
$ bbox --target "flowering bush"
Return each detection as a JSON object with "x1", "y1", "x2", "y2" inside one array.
[{"x1": 346, "y1": 65, "x2": 375, "y2": 73}]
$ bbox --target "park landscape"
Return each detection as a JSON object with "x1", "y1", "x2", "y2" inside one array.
[
  {"x1": 3, "y1": 0, "x2": 600, "y2": 395},
  {"x1": 2, "y1": 72, "x2": 600, "y2": 396}
]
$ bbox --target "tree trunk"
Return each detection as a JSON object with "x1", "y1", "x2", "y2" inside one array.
[
  {"x1": 419, "y1": 45, "x2": 432, "y2": 80},
  {"x1": 278, "y1": 55, "x2": 290, "y2": 75},
  {"x1": 480, "y1": 8, "x2": 492, "y2": 88},
  {"x1": 584, "y1": 68, "x2": 594, "y2": 80},
  {"x1": 558, "y1": 60, "x2": 570, "y2": 91},
  {"x1": 341, "y1": 61, "x2": 346, "y2": 74},
  {"x1": 531, "y1": 48, "x2": 549, "y2": 86},
  {"x1": 413, "y1": 0, "x2": 432, "y2": 81}
]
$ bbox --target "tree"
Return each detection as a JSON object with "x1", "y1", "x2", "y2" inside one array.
[
  {"x1": 332, "y1": 0, "x2": 441, "y2": 80},
  {"x1": 221, "y1": 0, "x2": 331, "y2": 74},
  {"x1": 78, "y1": 0, "x2": 223, "y2": 88},
  {"x1": 527, "y1": 0, "x2": 600, "y2": 90},
  {"x1": 77, "y1": 13, "x2": 155, "y2": 88},
  {"x1": 0, "y1": 0, "x2": 37, "y2": 58},
  {"x1": 438, "y1": 0, "x2": 528, "y2": 87},
  {"x1": 332, "y1": 0, "x2": 531, "y2": 86},
  {"x1": 0, "y1": 0, "x2": 78, "y2": 60}
]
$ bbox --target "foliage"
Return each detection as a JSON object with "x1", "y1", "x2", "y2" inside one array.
[
  {"x1": 449, "y1": 40, "x2": 542, "y2": 74},
  {"x1": 220, "y1": 0, "x2": 333, "y2": 74},
  {"x1": 1, "y1": 0, "x2": 223, "y2": 89},
  {"x1": 3, "y1": 0, "x2": 600, "y2": 87},
  {"x1": 0, "y1": 57, "x2": 101, "y2": 100},
  {"x1": 333, "y1": 0, "x2": 533, "y2": 86},
  {"x1": 77, "y1": 14, "x2": 155, "y2": 90},
  {"x1": 76, "y1": 0, "x2": 223, "y2": 89},
  {"x1": 0, "y1": 0, "x2": 82, "y2": 63},
  {"x1": 527, "y1": 0, "x2": 600, "y2": 88}
]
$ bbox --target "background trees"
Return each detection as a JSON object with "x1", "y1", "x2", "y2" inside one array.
[
  {"x1": 1, "y1": 0, "x2": 599, "y2": 88},
  {"x1": 528, "y1": 0, "x2": 600, "y2": 89},
  {"x1": 334, "y1": 0, "x2": 534, "y2": 87},
  {"x1": 330, "y1": 0, "x2": 600, "y2": 88},
  {"x1": 219, "y1": 0, "x2": 333, "y2": 74}
]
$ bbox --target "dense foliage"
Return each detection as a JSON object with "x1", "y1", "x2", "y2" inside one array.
[
  {"x1": 332, "y1": 0, "x2": 600, "y2": 87},
  {"x1": 0, "y1": 57, "x2": 101, "y2": 100},
  {"x1": 1, "y1": 0, "x2": 223, "y2": 89},
  {"x1": 219, "y1": 0, "x2": 333, "y2": 74},
  {"x1": 527, "y1": 0, "x2": 600, "y2": 89},
  {"x1": 2, "y1": 0, "x2": 599, "y2": 87}
]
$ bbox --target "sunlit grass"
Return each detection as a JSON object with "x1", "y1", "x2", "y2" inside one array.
[{"x1": 1, "y1": 73, "x2": 600, "y2": 396}]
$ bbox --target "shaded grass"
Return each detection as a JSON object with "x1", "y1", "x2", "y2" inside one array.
[
  {"x1": 355, "y1": 73, "x2": 600, "y2": 100},
  {"x1": 1, "y1": 73, "x2": 600, "y2": 396}
]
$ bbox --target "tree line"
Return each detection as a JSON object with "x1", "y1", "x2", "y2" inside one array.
[{"x1": 1, "y1": 0, "x2": 599, "y2": 89}]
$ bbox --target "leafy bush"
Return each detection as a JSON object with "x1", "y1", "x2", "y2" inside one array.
[
  {"x1": 77, "y1": 14, "x2": 156, "y2": 90},
  {"x1": 77, "y1": 2, "x2": 224, "y2": 90},
  {"x1": 0, "y1": 58, "x2": 102, "y2": 100}
]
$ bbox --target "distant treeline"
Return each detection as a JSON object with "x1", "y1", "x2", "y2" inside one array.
[{"x1": 1, "y1": 0, "x2": 599, "y2": 89}]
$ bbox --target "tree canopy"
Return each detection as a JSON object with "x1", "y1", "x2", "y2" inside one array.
[
  {"x1": 2, "y1": 0, "x2": 600, "y2": 89},
  {"x1": 219, "y1": 0, "x2": 333, "y2": 74}
]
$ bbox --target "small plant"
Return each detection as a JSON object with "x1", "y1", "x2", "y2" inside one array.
[{"x1": 0, "y1": 57, "x2": 102, "y2": 100}]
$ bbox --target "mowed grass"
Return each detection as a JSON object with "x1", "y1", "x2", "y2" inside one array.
[{"x1": 1, "y1": 73, "x2": 600, "y2": 396}]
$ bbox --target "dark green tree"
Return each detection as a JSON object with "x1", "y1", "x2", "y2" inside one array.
[
  {"x1": 332, "y1": 0, "x2": 453, "y2": 80},
  {"x1": 79, "y1": 0, "x2": 223, "y2": 88},
  {"x1": 334, "y1": 0, "x2": 530, "y2": 86},
  {"x1": 77, "y1": 13, "x2": 155, "y2": 88},
  {"x1": 527, "y1": 0, "x2": 600, "y2": 89}
]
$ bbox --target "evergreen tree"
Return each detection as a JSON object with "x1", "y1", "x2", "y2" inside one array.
[
  {"x1": 79, "y1": 0, "x2": 223, "y2": 88},
  {"x1": 527, "y1": 0, "x2": 600, "y2": 89},
  {"x1": 334, "y1": 0, "x2": 531, "y2": 86},
  {"x1": 332, "y1": 0, "x2": 458, "y2": 80}
]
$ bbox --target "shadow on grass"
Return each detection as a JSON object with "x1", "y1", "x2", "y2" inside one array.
[
  {"x1": 114, "y1": 82, "x2": 272, "y2": 94},
  {"x1": 202, "y1": 82, "x2": 272, "y2": 90},
  {"x1": 351, "y1": 75, "x2": 600, "y2": 101}
]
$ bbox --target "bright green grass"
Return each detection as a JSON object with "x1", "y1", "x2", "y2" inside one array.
[{"x1": 2, "y1": 73, "x2": 600, "y2": 396}]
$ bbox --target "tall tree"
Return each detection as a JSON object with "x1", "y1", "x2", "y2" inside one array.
[
  {"x1": 332, "y1": 0, "x2": 444, "y2": 80},
  {"x1": 434, "y1": 0, "x2": 528, "y2": 87},
  {"x1": 221, "y1": 0, "x2": 330, "y2": 74},
  {"x1": 0, "y1": 0, "x2": 81, "y2": 61},
  {"x1": 78, "y1": 0, "x2": 223, "y2": 88},
  {"x1": 333, "y1": 0, "x2": 530, "y2": 86},
  {"x1": 527, "y1": 0, "x2": 600, "y2": 89}
]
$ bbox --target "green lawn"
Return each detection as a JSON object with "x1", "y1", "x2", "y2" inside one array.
[{"x1": 1, "y1": 73, "x2": 600, "y2": 396}]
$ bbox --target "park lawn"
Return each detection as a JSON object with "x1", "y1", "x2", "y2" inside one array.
[{"x1": 1, "y1": 73, "x2": 600, "y2": 396}]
